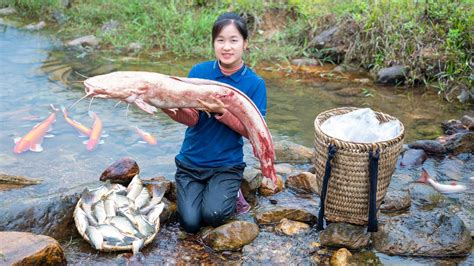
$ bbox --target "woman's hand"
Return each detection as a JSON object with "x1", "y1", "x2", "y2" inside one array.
[{"x1": 197, "y1": 95, "x2": 226, "y2": 114}]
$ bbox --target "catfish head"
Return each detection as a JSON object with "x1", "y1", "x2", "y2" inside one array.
[{"x1": 83, "y1": 71, "x2": 157, "y2": 114}]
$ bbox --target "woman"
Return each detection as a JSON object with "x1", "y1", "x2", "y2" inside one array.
[{"x1": 162, "y1": 12, "x2": 268, "y2": 233}]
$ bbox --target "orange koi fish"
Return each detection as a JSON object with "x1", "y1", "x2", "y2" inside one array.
[
  {"x1": 61, "y1": 106, "x2": 92, "y2": 136},
  {"x1": 85, "y1": 111, "x2": 103, "y2": 151},
  {"x1": 14, "y1": 111, "x2": 57, "y2": 154},
  {"x1": 135, "y1": 126, "x2": 157, "y2": 145}
]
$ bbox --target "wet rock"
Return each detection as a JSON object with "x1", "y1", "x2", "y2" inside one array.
[
  {"x1": 274, "y1": 140, "x2": 314, "y2": 164},
  {"x1": 399, "y1": 148, "x2": 427, "y2": 167},
  {"x1": 441, "y1": 132, "x2": 474, "y2": 154},
  {"x1": 258, "y1": 175, "x2": 284, "y2": 196},
  {"x1": 291, "y1": 58, "x2": 320, "y2": 67},
  {"x1": 460, "y1": 115, "x2": 474, "y2": 130},
  {"x1": 376, "y1": 65, "x2": 407, "y2": 85},
  {"x1": 380, "y1": 189, "x2": 411, "y2": 212},
  {"x1": 330, "y1": 248, "x2": 352, "y2": 266},
  {"x1": 275, "y1": 218, "x2": 310, "y2": 236},
  {"x1": 242, "y1": 229, "x2": 322, "y2": 264},
  {"x1": 442, "y1": 119, "x2": 469, "y2": 135},
  {"x1": 349, "y1": 250, "x2": 381, "y2": 265},
  {"x1": 388, "y1": 173, "x2": 413, "y2": 191},
  {"x1": 285, "y1": 171, "x2": 318, "y2": 194},
  {"x1": 66, "y1": 35, "x2": 99, "y2": 47},
  {"x1": 241, "y1": 167, "x2": 262, "y2": 205},
  {"x1": 408, "y1": 140, "x2": 446, "y2": 155},
  {"x1": 23, "y1": 21, "x2": 46, "y2": 31},
  {"x1": 320, "y1": 223, "x2": 370, "y2": 250},
  {"x1": 201, "y1": 221, "x2": 259, "y2": 251},
  {"x1": 0, "y1": 173, "x2": 42, "y2": 186},
  {"x1": 438, "y1": 156, "x2": 464, "y2": 180},
  {"x1": 372, "y1": 211, "x2": 471, "y2": 257},
  {"x1": 0, "y1": 7, "x2": 16, "y2": 15},
  {"x1": 160, "y1": 198, "x2": 177, "y2": 224},
  {"x1": 309, "y1": 26, "x2": 338, "y2": 48},
  {"x1": 127, "y1": 42, "x2": 143, "y2": 53},
  {"x1": 0, "y1": 189, "x2": 81, "y2": 240},
  {"x1": 99, "y1": 157, "x2": 139, "y2": 186},
  {"x1": 409, "y1": 183, "x2": 448, "y2": 209},
  {"x1": 454, "y1": 193, "x2": 474, "y2": 236},
  {"x1": 274, "y1": 163, "x2": 296, "y2": 176},
  {"x1": 255, "y1": 190, "x2": 318, "y2": 224},
  {"x1": 0, "y1": 231, "x2": 66, "y2": 265},
  {"x1": 335, "y1": 87, "x2": 363, "y2": 97}
]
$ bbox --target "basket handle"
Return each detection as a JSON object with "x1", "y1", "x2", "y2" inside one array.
[
  {"x1": 317, "y1": 144, "x2": 337, "y2": 231},
  {"x1": 368, "y1": 148, "x2": 380, "y2": 232}
]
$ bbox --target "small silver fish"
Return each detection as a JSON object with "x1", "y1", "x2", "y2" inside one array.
[
  {"x1": 108, "y1": 216, "x2": 143, "y2": 238},
  {"x1": 92, "y1": 200, "x2": 107, "y2": 224},
  {"x1": 103, "y1": 192, "x2": 116, "y2": 218},
  {"x1": 134, "y1": 213, "x2": 156, "y2": 237},
  {"x1": 115, "y1": 194, "x2": 136, "y2": 209},
  {"x1": 75, "y1": 207, "x2": 89, "y2": 233},
  {"x1": 127, "y1": 176, "x2": 144, "y2": 200},
  {"x1": 147, "y1": 202, "x2": 165, "y2": 224},
  {"x1": 132, "y1": 239, "x2": 144, "y2": 254},
  {"x1": 97, "y1": 224, "x2": 138, "y2": 243},
  {"x1": 134, "y1": 187, "x2": 150, "y2": 209},
  {"x1": 81, "y1": 189, "x2": 98, "y2": 226},
  {"x1": 85, "y1": 226, "x2": 103, "y2": 250},
  {"x1": 140, "y1": 185, "x2": 166, "y2": 214}
]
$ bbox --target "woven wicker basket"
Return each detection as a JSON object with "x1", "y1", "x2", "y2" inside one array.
[
  {"x1": 73, "y1": 198, "x2": 160, "y2": 252},
  {"x1": 314, "y1": 107, "x2": 404, "y2": 225}
]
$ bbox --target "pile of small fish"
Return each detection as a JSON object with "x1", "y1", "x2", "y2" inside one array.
[{"x1": 74, "y1": 176, "x2": 165, "y2": 253}]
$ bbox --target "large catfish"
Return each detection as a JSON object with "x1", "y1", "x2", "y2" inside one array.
[{"x1": 83, "y1": 71, "x2": 277, "y2": 184}]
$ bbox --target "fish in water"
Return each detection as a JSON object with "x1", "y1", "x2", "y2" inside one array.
[
  {"x1": 419, "y1": 168, "x2": 467, "y2": 194},
  {"x1": 61, "y1": 106, "x2": 92, "y2": 137},
  {"x1": 75, "y1": 176, "x2": 165, "y2": 253},
  {"x1": 83, "y1": 71, "x2": 277, "y2": 186},
  {"x1": 135, "y1": 126, "x2": 157, "y2": 145},
  {"x1": 13, "y1": 111, "x2": 57, "y2": 154},
  {"x1": 84, "y1": 111, "x2": 104, "y2": 151}
]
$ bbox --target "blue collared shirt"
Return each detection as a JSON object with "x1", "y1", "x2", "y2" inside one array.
[{"x1": 176, "y1": 60, "x2": 267, "y2": 167}]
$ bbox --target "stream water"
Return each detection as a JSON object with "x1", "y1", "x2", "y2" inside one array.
[{"x1": 0, "y1": 23, "x2": 472, "y2": 264}]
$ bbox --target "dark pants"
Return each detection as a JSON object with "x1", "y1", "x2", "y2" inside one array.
[{"x1": 174, "y1": 158, "x2": 245, "y2": 233}]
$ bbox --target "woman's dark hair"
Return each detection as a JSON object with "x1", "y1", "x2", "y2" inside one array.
[{"x1": 212, "y1": 12, "x2": 248, "y2": 44}]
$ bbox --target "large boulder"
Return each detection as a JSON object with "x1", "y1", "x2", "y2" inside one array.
[
  {"x1": 0, "y1": 231, "x2": 66, "y2": 265},
  {"x1": 372, "y1": 211, "x2": 471, "y2": 256}
]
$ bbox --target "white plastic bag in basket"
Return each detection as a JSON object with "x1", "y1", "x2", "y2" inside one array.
[{"x1": 321, "y1": 108, "x2": 401, "y2": 143}]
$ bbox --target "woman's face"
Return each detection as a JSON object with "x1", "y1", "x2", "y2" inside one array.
[{"x1": 213, "y1": 23, "x2": 248, "y2": 69}]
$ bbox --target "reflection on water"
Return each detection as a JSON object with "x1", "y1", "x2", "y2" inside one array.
[{"x1": 0, "y1": 25, "x2": 472, "y2": 264}]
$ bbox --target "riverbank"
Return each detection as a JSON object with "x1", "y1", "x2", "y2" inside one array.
[{"x1": 1, "y1": 0, "x2": 472, "y2": 102}]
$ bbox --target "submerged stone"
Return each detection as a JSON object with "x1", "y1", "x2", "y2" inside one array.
[
  {"x1": 275, "y1": 218, "x2": 310, "y2": 236},
  {"x1": 372, "y1": 211, "x2": 471, "y2": 257},
  {"x1": 201, "y1": 221, "x2": 259, "y2": 251},
  {"x1": 320, "y1": 223, "x2": 370, "y2": 250}
]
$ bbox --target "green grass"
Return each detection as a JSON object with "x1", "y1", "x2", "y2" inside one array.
[{"x1": 1, "y1": 0, "x2": 472, "y2": 97}]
